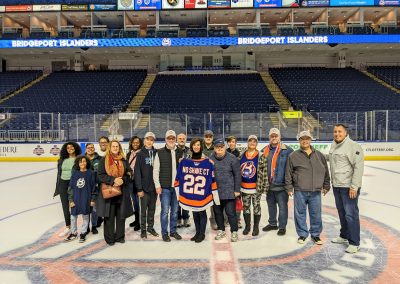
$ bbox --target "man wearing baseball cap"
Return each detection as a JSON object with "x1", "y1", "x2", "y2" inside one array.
[
  {"x1": 135, "y1": 131, "x2": 158, "y2": 239},
  {"x1": 153, "y1": 130, "x2": 182, "y2": 242},
  {"x1": 285, "y1": 130, "x2": 330, "y2": 245},
  {"x1": 210, "y1": 138, "x2": 241, "y2": 242},
  {"x1": 257, "y1": 128, "x2": 293, "y2": 236}
]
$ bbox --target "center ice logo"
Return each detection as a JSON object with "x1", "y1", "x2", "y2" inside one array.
[{"x1": 162, "y1": 38, "x2": 172, "y2": 46}]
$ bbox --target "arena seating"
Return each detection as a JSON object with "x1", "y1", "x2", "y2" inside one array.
[
  {"x1": 0, "y1": 70, "x2": 147, "y2": 115},
  {"x1": 367, "y1": 66, "x2": 400, "y2": 89},
  {"x1": 269, "y1": 67, "x2": 400, "y2": 112},
  {"x1": 0, "y1": 71, "x2": 43, "y2": 100},
  {"x1": 142, "y1": 73, "x2": 277, "y2": 113}
]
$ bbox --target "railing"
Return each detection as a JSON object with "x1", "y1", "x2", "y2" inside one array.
[{"x1": 0, "y1": 110, "x2": 399, "y2": 142}]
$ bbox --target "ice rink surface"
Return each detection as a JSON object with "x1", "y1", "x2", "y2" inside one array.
[{"x1": 0, "y1": 161, "x2": 399, "y2": 284}]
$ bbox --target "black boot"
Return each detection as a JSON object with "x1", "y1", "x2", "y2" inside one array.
[
  {"x1": 252, "y1": 215, "x2": 261, "y2": 236},
  {"x1": 243, "y1": 214, "x2": 251, "y2": 235}
]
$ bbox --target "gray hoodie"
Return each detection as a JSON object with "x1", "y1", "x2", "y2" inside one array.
[{"x1": 329, "y1": 136, "x2": 364, "y2": 190}]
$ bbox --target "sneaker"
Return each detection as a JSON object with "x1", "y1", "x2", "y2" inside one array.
[
  {"x1": 345, "y1": 245, "x2": 360, "y2": 254},
  {"x1": 64, "y1": 233, "x2": 77, "y2": 242},
  {"x1": 79, "y1": 233, "x2": 86, "y2": 243},
  {"x1": 183, "y1": 219, "x2": 191, "y2": 228},
  {"x1": 91, "y1": 226, "x2": 98, "y2": 235},
  {"x1": 129, "y1": 221, "x2": 136, "y2": 228},
  {"x1": 215, "y1": 230, "x2": 226, "y2": 240},
  {"x1": 262, "y1": 224, "x2": 278, "y2": 232},
  {"x1": 331, "y1": 236, "x2": 349, "y2": 244},
  {"x1": 116, "y1": 239, "x2": 125, "y2": 243},
  {"x1": 177, "y1": 219, "x2": 183, "y2": 228},
  {"x1": 162, "y1": 234, "x2": 171, "y2": 242},
  {"x1": 59, "y1": 228, "x2": 71, "y2": 238},
  {"x1": 141, "y1": 230, "x2": 147, "y2": 239},
  {"x1": 147, "y1": 228, "x2": 159, "y2": 237},
  {"x1": 297, "y1": 236, "x2": 307, "y2": 244},
  {"x1": 195, "y1": 234, "x2": 205, "y2": 243},
  {"x1": 277, "y1": 229, "x2": 286, "y2": 236},
  {"x1": 191, "y1": 233, "x2": 200, "y2": 241},
  {"x1": 231, "y1": 231, "x2": 238, "y2": 242},
  {"x1": 170, "y1": 232, "x2": 182, "y2": 240},
  {"x1": 311, "y1": 236, "x2": 324, "y2": 245}
]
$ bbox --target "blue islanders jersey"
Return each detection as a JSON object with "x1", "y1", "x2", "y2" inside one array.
[
  {"x1": 240, "y1": 150, "x2": 259, "y2": 194},
  {"x1": 174, "y1": 158, "x2": 217, "y2": 211}
]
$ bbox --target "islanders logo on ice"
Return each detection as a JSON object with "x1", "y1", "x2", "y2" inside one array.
[{"x1": 162, "y1": 38, "x2": 172, "y2": 46}]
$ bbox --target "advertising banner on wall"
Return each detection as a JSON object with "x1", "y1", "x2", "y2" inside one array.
[
  {"x1": 89, "y1": 4, "x2": 117, "y2": 11},
  {"x1": 374, "y1": 0, "x2": 399, "y2": 5},
  {"x1": 33, "y1": 5, "x2": 61, "y2": 11},
  {"x1": 0, "y1": 6, "x2": 5, "y2": 13},
  {"x1": 207, "y1": 0, "x2": 231, "y2": 8},
  {"x1": 330, "y1": 0, "x2": 374, "y2": 6},
  {"x1": 118, "y1": 0, "x2": 135, "y2": 10},
  {"x1": 5, "y1": 5, "x2": 33, "y2": 12},
  {"x1": 231, "y1": 0, "x2": 254, "y2": 8},
  {"x1": 254, "y1": 0, "x2": 281, "y2": 8},
  {"x1": 184, "y1": 0, "x2": 208, "y2": 8},
  {"x1": 163, "y1": 0, "x2": 185, "y2": 9},
  {"x1": 61, "y1": 4, "x2": 88, "y2": 11},
  {"x1": 134, "y1": 0, "x2": 162, "y2": 10}
]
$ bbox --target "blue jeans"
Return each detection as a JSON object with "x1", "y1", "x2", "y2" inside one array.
[
  {"x1": 266, "y1": 190, "x2": 289, "y2": 229},
  {"x1": 333, "y1": 187, "x2": 360, "y2": 246},
  {"x1": 294, "y1": 191, "x2": 322, "y2": 238},
  {"x1": 160, "y1": 187, "x2": 179, "y2": 235}
]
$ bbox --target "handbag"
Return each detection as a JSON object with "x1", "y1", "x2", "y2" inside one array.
[
  {"x1": 235, "y1": 196, "x2": 243, "y2": 211},
  {"x1": 101, "y1": 183, "x2": 122, "y2": 199}
]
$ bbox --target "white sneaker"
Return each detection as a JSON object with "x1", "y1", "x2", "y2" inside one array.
[
  {"x1": 231, "y1": 231, "x2": 238, "y2": 242},
  {"x1": 345, "y1": 245, "x2": 360, "y2": 254},
  {"x1": 215, "y1": 230, "x2": 226, "y2": 240},
  {"x1": 58, "y1": 228, "x2": 71, "y2": 237},
  {"x1": 331, "y1": 237, "x2": 349, "y2": 244}
]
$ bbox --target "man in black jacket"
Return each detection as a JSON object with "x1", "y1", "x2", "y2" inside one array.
[
  {"x1": 176, "y1": 133, "x2": 191, "y2": 228},
  {"x1": 134, "y1": 132, "x2": 159, "y2": 239}
]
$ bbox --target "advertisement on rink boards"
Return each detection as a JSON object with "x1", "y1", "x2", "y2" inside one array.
[
  {"x1": 32, "y1": 5, "x2": 61, "y2": 11},
  {"x1": 1, "y1": 142, "x2": 399, "y2": 161},
  {"x1": 0, "y1": 6, "x2": 4, "y2": 13},
  {"x1": 375, "y1": 0, "x2": 400, "y2": 5}
]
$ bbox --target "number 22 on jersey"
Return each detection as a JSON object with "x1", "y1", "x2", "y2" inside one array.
[{"x1": 183, "y1": 174, "x2": 206, "y2": 195}]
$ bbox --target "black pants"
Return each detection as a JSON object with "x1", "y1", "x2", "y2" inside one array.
[
  {"x1": 140, "y1": 191, "x2": 157, "y2": 231},
  {"x1": 214, "y1": 199, "x2": 238, "y2": 232},
  {"x1": 178, "y1": 205, "x2": 189, "y2": 220},
  {"x1": 59, "y1": 179, "x2": 71, "y2": 227},
  {"x1": 193, "y1": 210, "x2": 207, "y2": 235},
  {"x1": 104, "y1": 202, "x2": 125, "y2": 244}
]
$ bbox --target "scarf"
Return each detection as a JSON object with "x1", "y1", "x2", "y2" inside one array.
[
  {"x1": 192, "y1": 151, "x2": 202, "y2": 160},
  {"x1": 128, "y1": 149, "x2": 141, "y2": 172},
  {"x1": 263, "y1": 143, "x2": 281, "y2": 183},
  {"x1": 105, "y1": 153, "x2": 125, "y2": 178}
]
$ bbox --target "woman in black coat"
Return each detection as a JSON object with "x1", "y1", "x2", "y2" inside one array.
[{"x1": 97, "y1": 140, "x2": 134, "y2": 246}]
